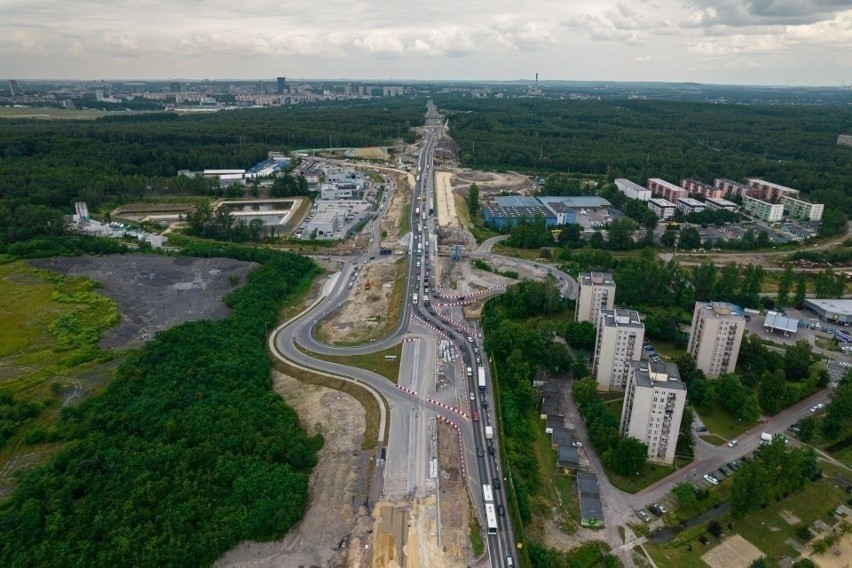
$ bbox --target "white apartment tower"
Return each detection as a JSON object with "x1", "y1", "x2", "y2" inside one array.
[
  {"x1": 592, "y1": 309, "x2": 644, "y2": 391},
  {"x1": 575, "y1": 272, "x2": 616, "y2": 326},
  {"x1": 687, "y1": 302, "x2": 745, "y2": 377},
  {"x1": 620, "y1": 361, "x2": 687, "y2": 465}
]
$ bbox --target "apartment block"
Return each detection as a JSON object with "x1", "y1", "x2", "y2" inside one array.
[
  {"x1": 746, "y1": 178, "x2": 800, "y2": 202},
  {"x1": 839, "y1": 134, "x2": 852, "y2": 147},
  {"x1": 620, "y1": 361, "x2": 686, "y2": 465},
  {"x1": 677, "y1": 197, "x2": 706, "y2": 215},
  {"x1": 742, "y1": 194, "x2": 784, "y2": 222},
  {"x1": 780, "y1": 195, "x2": 824, "y2": 222},
  {"x1": 593, "y1": 309, "x2": 644, "y2": 391},
  {"x1": 647, "y1": 178, "x2": 687, "y2": 202},
  {"x1": 575, "y1": 272, "x2": 616, "y2": 326},
  {"x1": 681, "y1": 178, "x2": 726, "y2": 199},
  {"x1": 705, "y1": 196, "x2": 738, "y2": 212},
  {"x1": 687, "y1": 302, "x2": 745, "y2": 377},
  {"x1": 648, "y1": 198, "x2": 677, "y2": 219},
  {"x1": 713, "y1": 178, "x2": 751, "y2": 199},
  {"x1": 615, "y1": 178, "x2": 652, "y2": 201}
]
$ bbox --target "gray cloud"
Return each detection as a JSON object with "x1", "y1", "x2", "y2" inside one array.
[{"x1": 684, "y1": 0, "x2": 852, "y2": 27}]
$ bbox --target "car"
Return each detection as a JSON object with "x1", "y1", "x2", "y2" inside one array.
[
  {"x1": 477, "y1": 447, "x2": 484, "y2": 457},
  {"x1": 482, "y1": 399, "x2": 488, "y2": 408},
  {"x1": 717, "y1": 468, "x2": 728, "y2": 478},
  {"x1": 728, "y1": 461, "x2": 740, "y2": 471},
  {"x1": 472, "y1": 411, "x2": 480, "y2": 422},
  {"x1": 488, "y1": 445, "x2": 495, "y2": 456},
  {"x1": 649, "y1": 504, "x2": 666, "y2": 516},
  {"x1": 497, "y1": 504, "x2": 505, "y2": 516},
  {"x1": 787, "y1": 423, "x2": 801, "y2": 432},
  {"x1": 637, "y1": 510, "x2": 652, "y2": 522},
  {"x1": 467, "y1": 336, "x2": 474, "y2": 343},
  {"x1": 470, "y1": 392, "x2": 475, "y2": 401},
  {"x1": 704, "y1": 474, "x2": 720, "y2": 485},
  {"x1": 572, "y1": 441, "x2": 583, "y2": 448},
  {"x1": 728, "y1": 440, "x2": 739, "y2": 448},
  {"x1": 696, "y1": 426, "x2": 709, "y2": 433},
  {"x1": 719, "y1": 465, "x2": 731, "y2": 476},
  {"x1": 493, "y1": 477, "x2": 501, "y2": 489},
  {"x1": 810, "y1": 403, "x2": 824, "y2": 413}
]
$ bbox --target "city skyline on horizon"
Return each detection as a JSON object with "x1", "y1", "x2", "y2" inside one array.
[{"x1": 2, "y1": 0, "x2": 851, "y2": 87}]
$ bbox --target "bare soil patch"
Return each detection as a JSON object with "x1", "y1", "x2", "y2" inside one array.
[
  {"x1": 30, "y1": 255, "x2": 256, "y2": 348},
  {"x1": 215, "y1": 369, "x2": 369, "y2": 568},
  {"x1": 435, "y1": 172, "x2": 459, "y2": 229},
  {"x1": 317, "y1": 258, "x2": 403, "y2": 344},
  {"x1": 450, "y1": 168, "x2": 535, "y2": 194},
  {"x1": 701, "y1": 534, "x2": 765, "y2": 568},
  {"x1": 380, "y1": 172, "x2": 413, "y2": 247},
  {"x1": 780, "y1": 510, "x2": 802, "y2": 525},
  {"x1": 437, "y1": 422, "x2": 471, "y2": 565}
]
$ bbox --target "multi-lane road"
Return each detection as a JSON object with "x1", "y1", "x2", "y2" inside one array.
[{"x1": 270, "y1": 102, "x2": 526, "y2": 567}]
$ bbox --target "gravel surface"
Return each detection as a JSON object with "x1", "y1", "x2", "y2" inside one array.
[{"x1": 30, "y1": 254, "x2": 256, "y2": 348}]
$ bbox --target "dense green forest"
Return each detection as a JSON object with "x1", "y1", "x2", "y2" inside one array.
[
  {"x1": 0, "y1": 245, "x2": 322, "y2": 567},
  {"x1": 0, "y1": 100, "x2": 423, "y2": 248},
  {"x1": 445, "y1": 98, "x2": 852, "y2": 213}
]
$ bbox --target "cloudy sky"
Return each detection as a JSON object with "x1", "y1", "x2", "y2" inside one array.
[{"x1": 2, "y1": 0, "x2": 851, "y2": 85}]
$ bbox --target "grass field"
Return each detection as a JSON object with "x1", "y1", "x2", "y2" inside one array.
[
  {"x1": 696, "y1": 403, "x2": 758, "y2": 440},
  {"x1": 299, "y1": 344, "x2": 403, "y2": 384},
  {"x1": 699, "y1": 434, "x2": 729, "y2": 446},
  {"x1": 0, "y1": 107, "x2": 117, "y2": 120},
  {"x1": 607, "y1": 462, "x2": 678, "y2": 494}
]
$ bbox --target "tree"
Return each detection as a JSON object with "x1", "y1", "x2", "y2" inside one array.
[
  {"x1": 679, "y1": 226, "x2": 701, "y2": 250},
  {"x1": 607, "y1": 218, "x2": 636, "y2": 250},
  {"x1": 672, "y1": 482, "x2": 698, "y2": 509},
  {"x1": 822, "y1": 373, "x2": 852, "y2": 439},
  {"x1": 717, "y1": 263, "x2": 740, "y2": 302},
  {"x1": 758, "y1": 369, "x2": 786, "y2": 415},
  {"x1": 565, "y1": 321, "x2": 597, "y2": 351},
  {"x1": 814, "y1": 268, "x2": 845, "y2": 299},
  {"x1": 558, "y1": 223, "x2": 583, "y2": 247},
  {"x1": 691, "y1": 263, "x2": 717, "y2": 302},
  {"x1": 797, "y1": 415, "x2": 817, "y2": 442},
  {"x1": 677, "y1": 406, "x2": 696, "y2": 455},
  {"x1": 660, "y1": 226, "x2": 678, "y2": 247},
  {"x1": 777, "y1": 265, "x2": 794, "y2": 308},
  {"x1": 589, "y1": 230, "x2": 605, "y2": 249},
  {"x1": 794, "y1": 272, "x2": 808, "y2": 309},
  {"x1": 467, "y1": 183, "x2": 480, "y2": 218},
  {"x1": 784, "y1": 340, "x2": 816, "y2": 381},
  {"x1": 748, "y1": 558, "x2": 769, "y2": 568},
  {"x1": 604, "y1": 437, "x2": 648, "y2": 476},
  {"x1": 708, "y1": 520, "x2": 724, "y2": 538},
  {"x1": 819, "y1": 208, "x2": 848, "y2": 237}
]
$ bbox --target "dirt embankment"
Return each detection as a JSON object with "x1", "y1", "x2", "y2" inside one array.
[
  {"x1": 215, "y1": 370, "x2": 370, "y2": 568},
  {"x1": 380, "y1": 172, "x2": 413, "y2": 247},
  {"x1": 450, "y1": 169, "x2": 535, "y2": 194},
  {"x1": 317, "y1": 258, "x2": 403, "y2": 344}
]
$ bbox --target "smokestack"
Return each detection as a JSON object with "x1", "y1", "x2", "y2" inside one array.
[{"x1": 536, "y1": 73, "x2": 538, "y2": 85}]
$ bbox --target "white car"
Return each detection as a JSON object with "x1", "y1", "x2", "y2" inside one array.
[
  {"x1": 704, "y1": 474, "x2": 720, "y2": 485},
  {"x1": 728, "y1": 440, "x2": 739, "y2": 448},
  {"x1": 810, "y1": 403, "x2": 824, "y2": 413}
]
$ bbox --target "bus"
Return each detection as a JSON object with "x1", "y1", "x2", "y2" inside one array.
[
  {"x1": 477, "y1": 367, "x2": 486, "y2": 391},
  {"x1": 482, "y1": 484, "x2": 493, "y2": 504},
  {"x1": 485, "y1": 504, "x2": 498, "y2": 535}
]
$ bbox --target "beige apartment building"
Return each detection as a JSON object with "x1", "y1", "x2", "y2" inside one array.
[
  {"x1": 592, "y1": 309, "x2": 644, "y2": 391},
  {"x1": 575, "y1": 272, "x2": 616, "y2": 326},
  {"x1": 687, "y1": 302, "x2": 745, "y2": 377},
  {"x1": 620, "y1": 361, "x2": 687, "y2": 465}
]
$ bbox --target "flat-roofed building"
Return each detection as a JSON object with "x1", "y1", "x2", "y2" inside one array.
[
  {"x1": 839, "y1": 134, "x2": 852, "y2": 147},
  {"x1": 705, "y1": 196, "x2": 738, "y2": 211},
  {"x1": 620, "y1": 361, "x2": 686, "y2": 465},
  {"x1": 576, "y1": 272, "x2": 616, "y2": 326},
  {"x1": 742, "y1": 195, "x2": 784, "y2": 222},
  {"x1": 780, "y1": 195, "x2": 824, "y2": 222},
  {"x1": 677, "y1": 197, "x2": 706, "y2": 215},
  {"x1": 648, "y1": 198, "x2": 677, "y2": 219},
  {"x1": 615, "y1": 178, "x2": 652, "y2": 201},
  {"x1": 681, "y1": 178, "x2": 726, "y2": 199},
  {"x1": 714, "y1": 178, "x2": 751, "y2": 198},
  {"x1": 687, "y1": 302, "x2": 745, "y2": 377},
  {"x1": 747, "y1": 178, "x2": 800, "y2": 202},
  {"x1": 804, "y1": 298, "x2": 852, "y2": 324},
  {"x1": 647, "y1": 178, "x2": 687, "y2": 202},
  {"x1": 593, "y1": 309, "x2": 644, "y2": 391}
]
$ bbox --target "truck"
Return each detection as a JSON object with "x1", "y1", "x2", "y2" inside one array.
[
  {"x1": 485, "y1": 426, "x2": 493, "y2": 440},
  {"x1": 421, "y1": 211, "x2": 426, "y2": 221},
  {"x1": 415, "y1": 206, "x2": 420, "y2": 217},
  {"x1": 760, "y1": 432, "x2": 787, "y2": 445},
  {"x1": 412, "y1": 293, "x2": 419, "y2": 305},
  {"x1": 478, "y1": 366, "x2": 486, "y2": 391}
]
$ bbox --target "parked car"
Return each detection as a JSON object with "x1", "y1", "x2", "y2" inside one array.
[
  {"x1": 728, "y1": 439, "x2": 739, "y2": 448},
  {"x1": 810, "y1": 403, "x2": 824, "y2": 413},
  {"x1": 696, "y1": 426, "x2": 709, "y2": 433},
  {"x1": 704, "y1": 474, "x2": 720, "y2": 485},
  {"x1": 637, "y1": 510, "x2": 652, "y2": 522},
  {"x1": 787, "y1": 423, "x2": 801, "y2": 432},
  {"x1": 728, "y1": 460, "x2": 741, "y2": 471},
  {"x1": 650, "y1": 504, "x2": 667, "y2": 516}
]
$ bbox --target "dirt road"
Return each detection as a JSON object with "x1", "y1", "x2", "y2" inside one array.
[{"x1": 381, "y1": 172, "x2": 413, "y2": 247}]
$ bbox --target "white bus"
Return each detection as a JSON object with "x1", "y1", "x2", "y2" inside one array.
[
  {"x1": 482, "y1": 484, "x2": 493, "y2": 504},
  {"x1": 485, "y1": 504, "x2": 498, "y2": 535}
]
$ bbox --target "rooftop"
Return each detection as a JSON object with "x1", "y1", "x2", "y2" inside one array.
[
  {"x1": 580, "y1": 272, "x2": 615, "y2": 286},
  {"x1": 632, "y1": 360, "x2": 685, "y2": 390},
  {"x1": 764, "y1": 311, "x2": 799, "y2": 334},
  {"x1": 804, "y1": 298, "x2": 852, "y2": 316},
  {"x1": 649, "y1": 198, "x2": 676, "y2": 207},
  {"x1": 600, "y1": 309, "x2": 643, "y2": 328}
]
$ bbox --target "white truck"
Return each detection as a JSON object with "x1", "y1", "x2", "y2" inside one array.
[
  {"x1": 760, "y1": 432, "x2": 786, "y2": 445},
  {"x1": 478, "y1": 366, "x2": 486, "y2": 391},
  {"x1": 412, "y1": 293, "x2": 419, "y2": 305},
  {"x1": 485, "y1": 426, "x2": 493, "y2": 440}
]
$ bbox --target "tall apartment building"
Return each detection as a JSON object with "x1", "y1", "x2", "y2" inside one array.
[
  {"x1": 780, "y1": 195, "x2": 824, "y2": 222},
  {"x1": 681, "y1": 178, "x2": 726, "y2": 199},
  {"x1": 620, "y1": 361, "x2": 686, "y2": 465},
  {"x1": 647, "y1": 178, "x2": 687, "y2": 202},
  {"x1": 687, "y1": 302, "x2": 745, "y2": 377},
  {"x1": 575, "y1": 272, "x2": 616, "y2": 326},
  {"x1": 593, "y1": 309, "x2": 644, "y2": 391},
  {"x1": 615, "y1": 178, "x2": 652, "y2": 201},
  {"x1": 713, "y1": 178, "x2": 751, "y2": 199},
  {"x1": 276, "y1": 76, "x2": 287, "y2": 93},
  {"x1": 742, "y1": 194, "x2": 784, "y2": 222},
  {"x1": 746, "y1": 178, "x2": 800, "y2": 202}
]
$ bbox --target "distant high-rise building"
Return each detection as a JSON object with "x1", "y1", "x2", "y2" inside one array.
[
  {"x1": 575, "y1": 272, "x2": 616, "y2": 326},
  {"x1": 95, "y1": 89, "x2": 105, "y2": 101},
  {"x1": 276, "y1": 76, "x2": 286, "y2": 93},
  {"x1": 620, "y1": 361, "x2": 686, "y2": 465},
  {"x1": 687, "y1": 302, "x2": 745, "y2": 377},
  {"x1": 8, "y1": 79, "x2": 19, "y2": 96},
  {"x1": 170, "y1": 82, "x2": 180, "y2": 93},
  {"x1": 592, "y1": 309, "x2": 644, "y2": 391}
]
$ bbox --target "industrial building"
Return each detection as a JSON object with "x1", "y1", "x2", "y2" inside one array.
[
  {"x1": 311, "y1": 208, "x2": 346, "y2": 235},
  {"x1": 648, "y1": 198, "x2": 677, "y2": 219},
  {"x1": 575, "y1": 272, "x2": 616, "y2": 327},
  {"x1": 620, "y1": 361, "x2": 686, "y2": 465},
  {"x1": 803, "y1": 299, "x2": 852, "y2": 325},
  {"x1": 481, "y1": 195, "x2": 611, "y2": 229},
  {"x1": 687, "y1": 302, "x2": 745, "y2": 377},
  {"x1": 676, "y1": 197, "x2": 706, "y2": 215},
  {"x1": 615, "y1": 178, "x2": 651, "y2": 201},
  {"x1": 705, "y1": 196, "x2": 738, "y2": 212},
  {"x1": 593, "y1": 309, "x2": 645, "y2": 391},
  {"x1": 780, "y1": 195, "x2": 824, "y2": 222},
  {"x1": 647, "y1": 178, "x2": 687, "y2": 202},
  {"x1": 742, "y1": 195, "x2": 785, "y2": 222}
]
